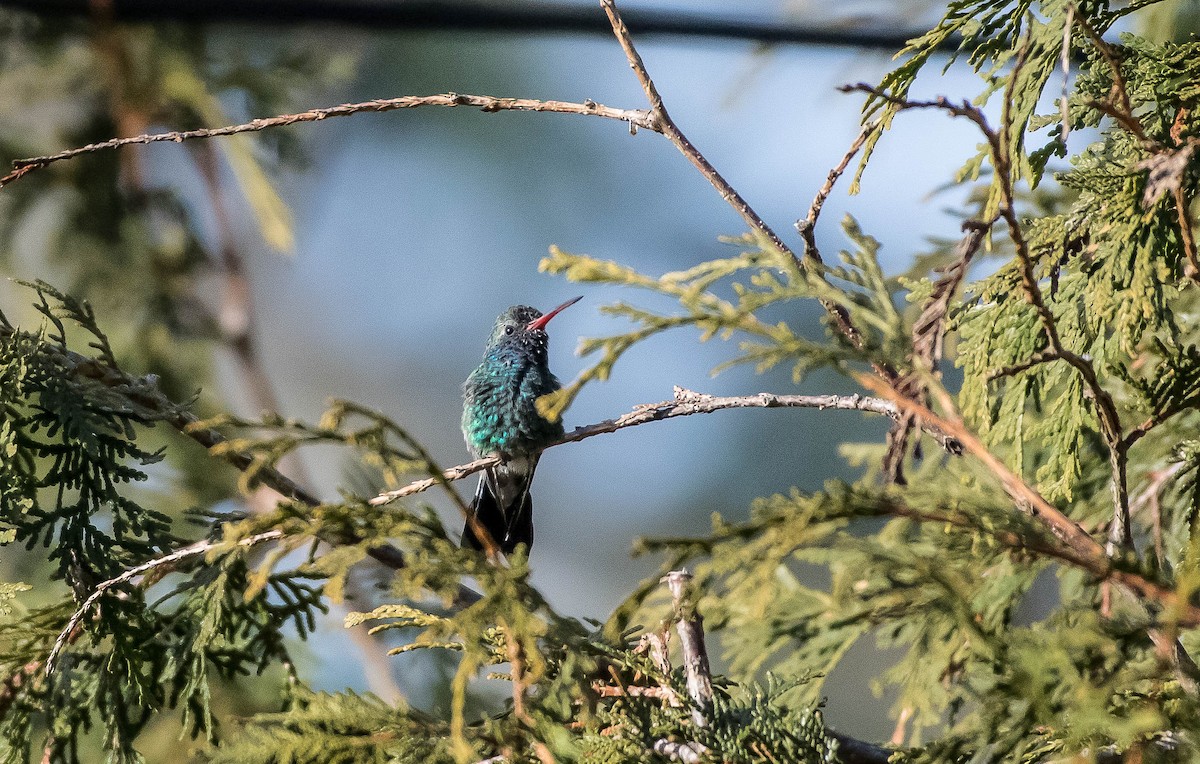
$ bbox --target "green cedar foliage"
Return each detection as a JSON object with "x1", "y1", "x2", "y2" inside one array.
[{"x1": 5, "y1": 0, "x2": 1200, "y2": 762}]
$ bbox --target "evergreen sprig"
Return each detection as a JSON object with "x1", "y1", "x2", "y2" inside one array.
[{"x1": 5, "y1": 0, "x2": 1200, "y2": 761}]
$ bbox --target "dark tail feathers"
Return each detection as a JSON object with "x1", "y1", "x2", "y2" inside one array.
[{"x1": 461, "y1": 478, "x2": 534, "y2": 554}]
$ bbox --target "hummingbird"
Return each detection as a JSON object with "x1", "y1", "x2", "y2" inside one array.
[{"x1": 461, "y1": 296, "x2": 581, "y2": 554}]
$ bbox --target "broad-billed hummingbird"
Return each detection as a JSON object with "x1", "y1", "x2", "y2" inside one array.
[{"x1": 461, "y1": 296, "x2": 581, "y2": 554}]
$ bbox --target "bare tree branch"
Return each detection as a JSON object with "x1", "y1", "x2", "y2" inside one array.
[
  {"x1": 1173, "y1": 182, "x2": 1200, "y2": 280},
  {"x1": 664, "y1": 570, "x2": 713, "y2": 727},
  {"x1": 1071, "y1": 7, "x2": 1155, "y2": 150},
  {"x1": 599, "y1": 0, "x2": 786, "y2": 254},
  {"x1": 794, "y1": 121, "x2": 874, "y2": 265},
  {"x1": 602, "y1": 0, "x2": 895, "y2": 371},
  {"x1": 368, "y1": 386, "x2": 954, "y2": 506},
  {"x1": 0, "y1": 93, "x2": 658, "y2": 188}
]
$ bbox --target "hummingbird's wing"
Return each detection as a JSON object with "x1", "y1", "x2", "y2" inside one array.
[{"x1": 462, "y1": 459, "x2": 538, "y2": 554}]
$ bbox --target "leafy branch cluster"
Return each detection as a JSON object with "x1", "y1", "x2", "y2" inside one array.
[
  {"x1": 4, "y1": 0, "x2": 1200, "y2": 762},
  {"x1": 0, "y1": 283, "x2": 339, "y2": 761},
  {"x1": 537, "y1": 0, "x2": 1200, "y2": 758},
  {"x1": 0, "y1": 281, "x2": 845, "y2": 761}
]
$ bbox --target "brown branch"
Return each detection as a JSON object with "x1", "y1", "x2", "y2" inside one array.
[
  {"x1": 855, "y1": 372, "x2": 1200, "y2": 627},
  {"x1": 1173, "y1": 182, "x2": 1200, "y2": 280},
  {"x1": 881, "y1": 494, "x2": 1200, "y2": 695},
  {"x1": 599, "y1": 0, "x2": 785, "y2": 254},
  {"x1": 594, "y1": 683, "x2": 677, "y2": 701},
  {"x1": 599, "y1": 0, "x2": 905, "y2": 391},
  {"x1": 987, "y1": 350, "x2": 1062, "y2": 381},
  {"x1": 911, "y1": 219, "x2": 991, "y2": 373},
  {"x1": 878, "y1": 503, "x2": 1096, "y2": 571},
  {"x1": 795, "y1": 121, "x2": 875, "y2": 265},
  {"x1": 1123, "y1": 400, "x2": 1192, "y2": 452},
  {"x1": 859, "y1": 371, "x2": 1100, "y2": 559},
  {"x1": 1071, "y1": 8, "x2": 1155, "y2": 149},
  {"x1": 368, "y1": 386, "x2": 954, "y2": 506},
  {"x1": 0, "y1": 93, "x2": 658, "y2": 188},
  {"x1": 377, "y1": 410, "x2": 504, "y2": 560},
  {"x1": 789, "y1": 121, "x2": 892, "y2": 367}
]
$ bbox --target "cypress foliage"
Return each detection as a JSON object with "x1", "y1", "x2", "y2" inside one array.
[{"x1": 3, "y1": 0, "x2": 1200, "y2": 761}]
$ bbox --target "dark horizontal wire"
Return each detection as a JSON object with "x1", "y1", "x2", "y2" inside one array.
[{"x1": 0, "y1": 0, "x2": 954, "y2": 52}]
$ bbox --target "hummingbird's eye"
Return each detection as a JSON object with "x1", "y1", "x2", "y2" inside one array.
[{"x1": 504, "y1": 325, "x2": 515, "y2": 336}]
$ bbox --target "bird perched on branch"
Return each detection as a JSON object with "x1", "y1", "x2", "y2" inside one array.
[{"x1": 461, "y1": 296, "x2": 581, "y2": 554}]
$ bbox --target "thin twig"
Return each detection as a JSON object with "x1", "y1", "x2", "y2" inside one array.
[
  {"x1": 789, "y1": 120, "x2": 888, "y2": 361},
  {"x1": 795, "y1": 121, "x2": 875, "y2": 264},
  {"x1": 368, "y1": 386, "x2": 953, "y2": 506},
  {"x1": 594, "y1": 683, "x2": 678, "y2": 700},
  {"x1": 380, "y1": 412, "x2": 504, "y2": 560},
  {"x1": 987, "y1": 350, "x2": 1062, "y2": 380},
  {"x1": 599, "y1": 0, "x2": 787, "y2": 254},
  {"x1": 911, "y1": 222, "x2": 990, "y2": 373},
  {"x1": 1173, "y1": 183, "x2": 1200, "y2": 279},
  {"x1": 0, "y1": 93, "x2": 658, "y2": 188},
  {"x1": 872, "y1": 501, "x2": 1093, "y2": 569},
  {"x1": 45, "y1": 531, "x2": 283, "y2": 676},
  {"x1": 882, "y1": 218, "x2": 990, "y2": 481},
  {"x1": 859, "y1": 371, "x2": 1098, "y2": 558},
  {"x1": 1071, "y1": 10, "x2": 1155, "y2": 149}
]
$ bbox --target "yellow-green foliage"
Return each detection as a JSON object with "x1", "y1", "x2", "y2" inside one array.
[{"x1": 6, "y1": 0, "x2": 1200, "y2": 762}]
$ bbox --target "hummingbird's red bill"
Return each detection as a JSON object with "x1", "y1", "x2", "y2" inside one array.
[{"x1": 527, "y1": 295, "x2": 583, "y2": 331}]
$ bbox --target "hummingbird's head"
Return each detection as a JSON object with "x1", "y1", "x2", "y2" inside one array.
[{"x1": 487, "y1": 296, "x2": 582, "y2": 350}]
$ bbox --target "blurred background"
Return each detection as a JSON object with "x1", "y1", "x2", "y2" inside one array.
[{"x1": 2, "y1": 0, "x2": 1195, "y2": 749}]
